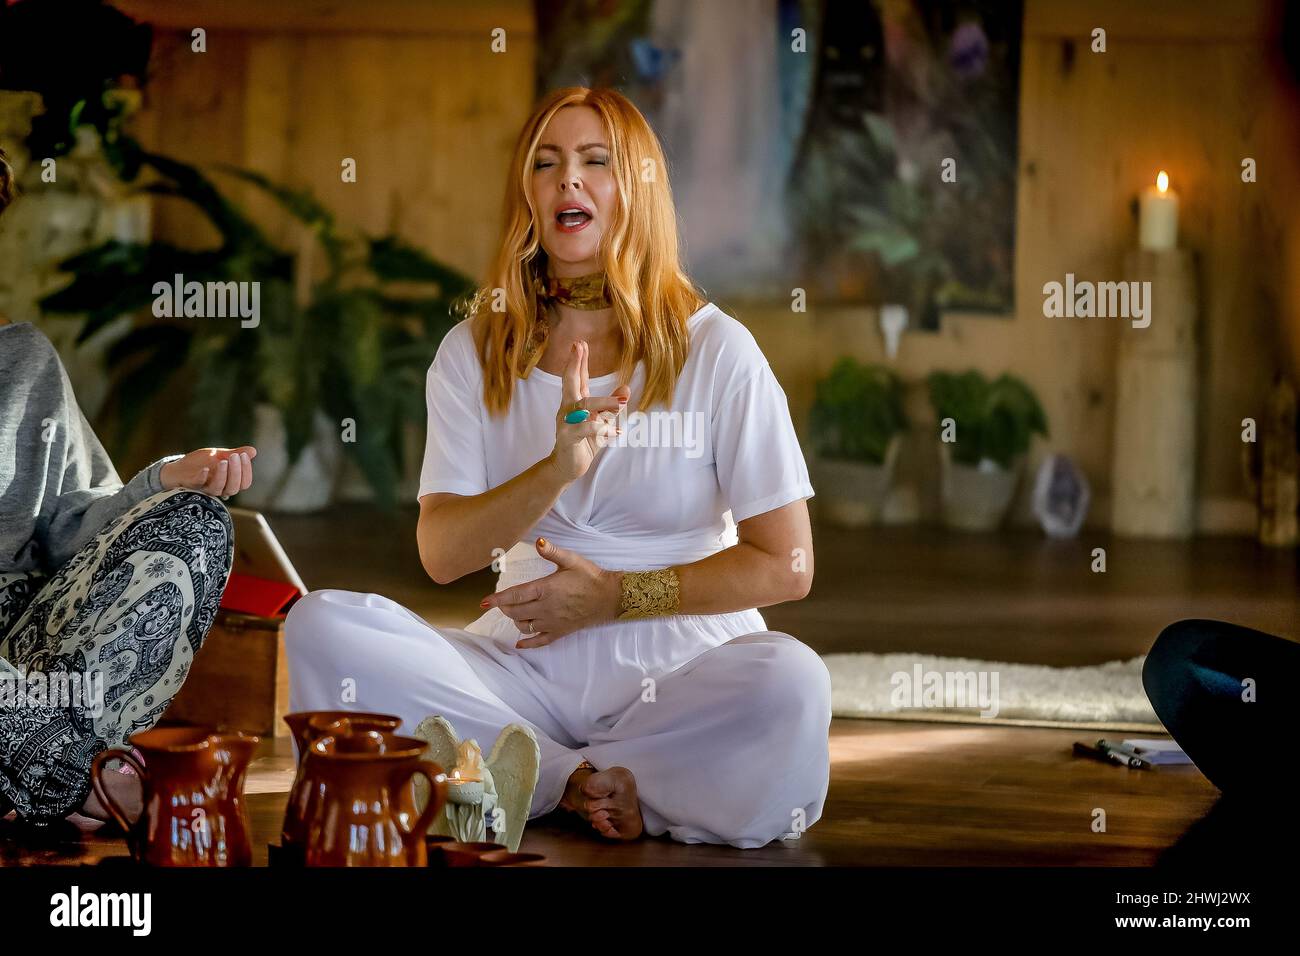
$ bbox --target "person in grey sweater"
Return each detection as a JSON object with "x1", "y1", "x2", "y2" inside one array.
[{"x1": 1, "y1": 145, "x2": 259, "y2": 823}]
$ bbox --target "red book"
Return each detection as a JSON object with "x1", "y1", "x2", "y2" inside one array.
[
  {"x1": 220, "y1": 572, "x2": 301, "y2": 618},
  {"x1": 219, "y1": 507, "x2": 309, "y2": 618}
]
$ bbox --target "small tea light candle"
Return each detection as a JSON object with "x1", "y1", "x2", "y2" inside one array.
[
  {"x1": 446, "y1": 768, "x2": 484, "y2": 805},
  {"x1": 1139, "y1": 170, "x2": 1179, "y2": 251}
]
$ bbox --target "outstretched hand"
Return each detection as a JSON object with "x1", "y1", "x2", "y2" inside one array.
[
  {"x1": 481, "y1": 536, "x2": 622, "y2": 647},
  {"x1": 160, "y1": 446, "x2": 257, "y2": 499}
]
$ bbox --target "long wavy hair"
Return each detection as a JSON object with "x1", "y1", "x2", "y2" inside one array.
[{"x1": 466, "y1": 87, "x2": 704, "y2": 415}]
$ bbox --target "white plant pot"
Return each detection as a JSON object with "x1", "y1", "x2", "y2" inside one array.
[
  {"x1": 334, "y1": 420, "x2": 425, "y2": 504},
  {"x1": 236, "y1": 404, "x2": 340, "y2": 513},
  {"x1": 939, "y1": 444, "x2": 1021, "y2": 531},
  {"x1": 812, "y1": 438, "x2": 901, "y2": 528}
]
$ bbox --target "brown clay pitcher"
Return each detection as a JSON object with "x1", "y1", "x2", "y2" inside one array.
[
  {"x1": 90, "y1": 726, "x2": 259, "y2": 867},
  {"x1": 281, "y1": 711, "x2": 402, "y2": 853},
  {"x1": 283, "y1": 710, "x2": 403, "y2": 761},
  {"x1": 300, "y1": 730, "x2": 447, "y2": 867}
]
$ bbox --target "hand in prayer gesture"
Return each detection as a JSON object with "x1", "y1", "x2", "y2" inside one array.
[{"x1": 547, "y1": 340, "x2": 627, "y2": 482}]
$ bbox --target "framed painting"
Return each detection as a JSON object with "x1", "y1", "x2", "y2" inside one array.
[{"x1": 536, "y1": 0, "x2": 1022, "y2": 328}]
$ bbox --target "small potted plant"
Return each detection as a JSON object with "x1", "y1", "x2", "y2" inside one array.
[
  {"x1": 41, "y1": 151, "x2": 474, "y2": 511},
  {"x1": 927, "y1": 370, "x2": 1049, "y2": 531},
  {"x1": 809, "y1": 357, "x2": 908, "y2": 527}
]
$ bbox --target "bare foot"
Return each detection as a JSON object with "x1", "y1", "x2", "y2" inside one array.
[
  {"x1": 560, "y1": 765, "x2": 643, "y2": 841},
  {"x1": 80, "y1": 769, "x2": 142, "y2": 825}
]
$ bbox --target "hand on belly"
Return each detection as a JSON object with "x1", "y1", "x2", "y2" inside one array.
[{"x1": 480, "y1": 536, "x2": 622, "y2": 648}]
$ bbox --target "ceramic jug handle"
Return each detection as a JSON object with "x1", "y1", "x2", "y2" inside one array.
[
  {"x1": 397, "y1": 760, "x2": 448, "y2": 843},
  {"x1": 90, "y1": 748, "x2": 147, "y2": 843}
]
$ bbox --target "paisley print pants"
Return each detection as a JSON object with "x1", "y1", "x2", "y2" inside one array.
[{"x1": 0, "y1": 491, "x2": 232, "y2": 821}]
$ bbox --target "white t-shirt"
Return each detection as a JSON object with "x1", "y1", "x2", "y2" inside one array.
[{"x1": 418, "y1": 302, "x2": 814, "y2": 572}]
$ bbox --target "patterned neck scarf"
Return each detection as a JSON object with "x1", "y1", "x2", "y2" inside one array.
[
  {"x1": 523, "y1": 271, "x2": 611, "y2": 372},
  {"x1": 535, "y1": 271, "x2": 611, "y2": 310}
]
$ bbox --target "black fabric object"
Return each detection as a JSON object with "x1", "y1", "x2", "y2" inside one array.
[{"x1": 1143, "y1": 618, "x2": 1300, "y2": 799}]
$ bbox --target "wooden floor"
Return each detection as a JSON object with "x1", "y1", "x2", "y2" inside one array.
[
  {"x1": 4, "y1": 508, "x2": 1296, "y2": 866},
  {"x1": 272, "y1": 508, "x2": 1300, "y2": 665},
  {"x1": 0, "y1": 719, "x2": 1230, "y2": 867}
]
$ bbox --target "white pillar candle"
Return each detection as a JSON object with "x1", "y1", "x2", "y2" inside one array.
[{"x1": 1139, "y1": 170, "x2": 1179, "y2": 251}]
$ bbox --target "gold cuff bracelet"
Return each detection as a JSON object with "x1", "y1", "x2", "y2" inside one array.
[{"x1": 617, "y1": 568, "x2": 681, "y2": 619}]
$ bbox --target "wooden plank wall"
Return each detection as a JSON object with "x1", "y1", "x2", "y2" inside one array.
[
  {"x1": 739, "y1": 0, "x2": 1293, "y2": 531},
  {"x1": 121, "y1": 0, "x2": 536, "y2": 281},
  {"x1": 1018, "y1": 0, "x2": 1292, "y2": 530},
  {"x1": 113, "y1": 0, "x2": 1293, "y2": 531},
  {"x1": 103, "y1": 0, "x2": 535, "y2": 470}
]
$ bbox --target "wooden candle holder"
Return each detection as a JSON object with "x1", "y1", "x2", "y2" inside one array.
[{"x1": 1110, "y1": 248, "x2": 1199, "y2": 538}]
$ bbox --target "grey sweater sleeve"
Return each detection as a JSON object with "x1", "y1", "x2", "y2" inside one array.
[
  {"x1": 1, "y1": 324, "x2": 181, "y2": 573},
  {"x1": 41, "y1": 421, "x2": 178, "y2": 567}
]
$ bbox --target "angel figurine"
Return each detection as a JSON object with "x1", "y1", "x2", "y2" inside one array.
[{"x1": 411, "y1": 716, "x2": 540, "y2": 852}]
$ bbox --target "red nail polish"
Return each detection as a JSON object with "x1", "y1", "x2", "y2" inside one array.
[{"x1": 480, "y1": 599, "x2": 490, "y2": 608}]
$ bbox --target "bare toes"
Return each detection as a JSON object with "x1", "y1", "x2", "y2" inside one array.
[{"x1": 573, "y1": 767, "x2": 644, "y2": 841}]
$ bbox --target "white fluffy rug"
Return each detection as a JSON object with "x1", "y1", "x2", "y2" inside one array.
[{"x1": 823, "y1": 652, "x2": 1163, "y2": 731}]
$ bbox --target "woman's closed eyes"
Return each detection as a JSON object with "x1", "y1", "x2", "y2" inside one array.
[{"x1": 534, "y1": 158, "x2": 608, "y2": 169}]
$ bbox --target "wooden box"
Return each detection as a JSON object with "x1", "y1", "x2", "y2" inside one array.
[{"x1": 162, "y1": 609, "x2": 290, "y2": 737}]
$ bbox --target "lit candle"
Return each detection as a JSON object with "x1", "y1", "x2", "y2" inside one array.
[
  {"x1": 1139, "y1": 170, "x2": 1179, "y2": 251},
  {"x1": 446, "y1": 769, "x2": 484, "y2": 805},
  {"x1": 445, "y1": 740, "x2": 486, "y2": 805}
]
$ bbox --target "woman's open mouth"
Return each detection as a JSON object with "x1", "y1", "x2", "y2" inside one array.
[{"x1": 555, "y1": 205, "x2": 593, "y2": 233}]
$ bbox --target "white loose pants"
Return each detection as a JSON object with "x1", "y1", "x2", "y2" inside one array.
[{"x1": 284, "y1": 589, "x2": 831, "y2": 848}]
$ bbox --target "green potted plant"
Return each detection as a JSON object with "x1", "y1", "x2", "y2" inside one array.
[
  {"x1": 40, "y1": 148, "x2": 475, "y2": 510},
  {"x1": 808, "y1": 357, "x2": 908, "y2": 527},
  {"x1": 926, "y1": 369, "x2": 1049, "y2": 531}
]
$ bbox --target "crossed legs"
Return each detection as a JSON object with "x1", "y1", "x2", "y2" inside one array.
[{"x1": 284, "y1": 589, "x2": 831, "y2": 848}]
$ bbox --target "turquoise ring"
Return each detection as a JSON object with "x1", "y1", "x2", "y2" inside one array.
[{"x1": 564, "y1": 409, "x2": 590, "y2": 424}]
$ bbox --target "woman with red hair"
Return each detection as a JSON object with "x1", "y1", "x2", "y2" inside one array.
[{"x1": 287, "y1": 88, "x2": 830, "y2": 849}]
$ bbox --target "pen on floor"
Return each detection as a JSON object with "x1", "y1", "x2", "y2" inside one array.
[
  {"x1": 1073, "y1": 741, "x2": 1137, "y2": 767},
  {"x1": 1097, "y1": 738, "x2": 1146, "y2": 759},
  {"x1": 1095, "y1": 739, "x2": 1154, "y2": 769}
]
